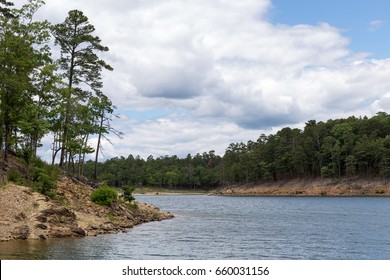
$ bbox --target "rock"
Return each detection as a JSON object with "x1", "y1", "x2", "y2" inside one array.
[
  {"x1": 39, "y1": 234, "x2": 47, "y2": 240},
  {"x1": 36, "y1": 215, "x2": 47, "y2": 223},
  {"x1": 71, "y1": 227, "x2": 86, "y2": 236},
  {"x1": 14, "y1": 212, "x2": 27, "y2": 221},
  {"x1": 1, "y1": 179, "x2": 174, "y2": 242},
  {"x1": 35, "y1": 223, "x2": 48, "y2": 230},
  {"x1": 12, "y1": 225, "x2": 30, "y2": 240}
]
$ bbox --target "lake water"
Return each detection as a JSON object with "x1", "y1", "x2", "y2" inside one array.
[{"x1": 1, "y1": 195, "x2": 390, "y2": 260}]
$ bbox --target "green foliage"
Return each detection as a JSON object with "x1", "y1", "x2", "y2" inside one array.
[
  {"x1": 52, "y1": 9, "x2": 114, "y2": 170},
  {"x1": 0, "y1": 0, "x2": 52, "y2": 162},
  {"x1": 90, "y1": 186, "x2": 118, "y2": 206},
  {"x1": 127, "y1": 202, "x2": 139, "y2": 211},
  {"x1": 30, "y1": 167, "x2": 57, "y2": 198},
  {"x1": 0, "y1": 2, "x2": 119, "y2": 182},
  {"x1": 82, "y1": 113, "x2": 390, "y2": 190},
  {"x1": 27, "y1": 156, "x2": 60, "y2": 198},
  {"x1": 8, "y1": 169, "x2": 23, "y2": 184},
  {"x1": 321, "y1": 165, "x2": 335, "y2": 178},
  {"x1": 122, "y1": 185, "x2": 135, "y2": 203}
]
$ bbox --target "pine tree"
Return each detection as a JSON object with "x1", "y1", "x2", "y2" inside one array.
[{"x1": 52, "y1": 10, "x2": 113, "y2": 169}]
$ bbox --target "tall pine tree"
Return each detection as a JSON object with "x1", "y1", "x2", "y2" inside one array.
[{"x1": 52, "y1": 10, "x2": 113, "y2": 168}]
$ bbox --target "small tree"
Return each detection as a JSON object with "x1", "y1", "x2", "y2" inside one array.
[{"x1": 122, "y1": 185, "x2": 135, "y2": 203}]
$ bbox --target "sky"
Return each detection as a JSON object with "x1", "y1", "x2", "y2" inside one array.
[{"x1": 14, "y1": 0, "x2": 390, "y2": 160}]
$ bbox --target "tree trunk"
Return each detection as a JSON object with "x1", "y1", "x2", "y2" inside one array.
[{"x1": 94, "y1": 114, "x2": 104, "y2": 181}]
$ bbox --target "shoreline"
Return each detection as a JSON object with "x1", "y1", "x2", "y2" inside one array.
[
  {"x1": 134, "y1": 187, "x2": 208, "y2": 196},
  {"x1": 134, "y1": 177, "x2": 390, "y2": 197},
  {"x1": 135, "y1": 192, "x2": 206, "y2": 196},
  {"x1": 0, "y1": 177, "x2": 173, "y2": 242},
  {"x1": 212, "y1": 177, "x2": 390, "y2": 197}
]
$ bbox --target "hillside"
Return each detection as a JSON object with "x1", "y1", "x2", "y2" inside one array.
[{"x1": 0, "y1": 155, "x2": 173, "y2": 242}]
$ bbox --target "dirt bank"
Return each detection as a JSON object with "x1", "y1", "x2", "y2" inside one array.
[
  {"x1": 0, "y1": 177, "x2": 173, "y2": 242},
  {"x1": 212, "y1": 178, "x2": 390, "y2": 197}
]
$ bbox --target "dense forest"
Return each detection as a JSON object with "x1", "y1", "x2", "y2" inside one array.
[
  {"x1": 0, "y1": 0, "x2": 118, "y2": 179},
  {"x1": 83, "y1": 113, "x2": 390, "y2": 190}
]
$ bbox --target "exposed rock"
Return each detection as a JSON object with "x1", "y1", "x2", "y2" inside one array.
[
  {"x1": 71, "y1": 227, "x2": 86, "y2": 236},
  {"x1": 14, "y1": 212, "x2": 27, "y2": 221},
  {"x1": 213, "y1": 178, "x2": 390, "y2": 197},
  {"x1": 0, "y1": 177, "x2": 173, "y2": 242},
  {"x1": 35, "y1": 224, "x2": 48, "y2": 230},
  {"x1": 12, "y1": 225, "x2": 30, "y2": 240}
]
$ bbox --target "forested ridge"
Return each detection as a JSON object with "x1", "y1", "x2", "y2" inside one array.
[
  {"x1": 84, "y1": 113, "x2": 390, "y2": 190},
  {"x1": 0, "y1": 0, "x2": 118, "y2": 181}
]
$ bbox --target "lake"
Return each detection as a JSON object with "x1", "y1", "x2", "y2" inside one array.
[{"x1": 0, "y1": 195, "x2": 389, "y2": 259}]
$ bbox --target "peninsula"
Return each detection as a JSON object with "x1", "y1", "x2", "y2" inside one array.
[{"x1": 0, "y1": 156, "x2": 173, "y2": 242}]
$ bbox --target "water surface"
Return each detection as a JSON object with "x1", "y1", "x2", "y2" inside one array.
[{"x1": 1, "y1": 195, "x2": 389, "y2": 259}]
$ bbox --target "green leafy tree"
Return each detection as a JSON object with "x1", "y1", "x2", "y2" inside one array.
[
  {"x1": 122, "y1": 185, "x2": 135, "y2": 203},
  {"x1": 0, "y1": 0, "x2": 13, "y2": 18},
  {"x1": 0, "y1": 0, "x2": 50, "y2": 161}
]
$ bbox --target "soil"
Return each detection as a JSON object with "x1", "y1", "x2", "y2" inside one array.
[
  {"x1": 212, "y1": 177, "x2": 390, "y2": 197},
  {"x1": 0, "y1": 176, "x2": 173, "y2": 242}
]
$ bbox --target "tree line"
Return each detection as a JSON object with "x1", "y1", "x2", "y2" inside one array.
[
  {"x1": 0, "y1": 0, "x2": 119, "y2": 179},
  {"x1": 83, "y1": 113, "x2": 390, "y2": 190}
]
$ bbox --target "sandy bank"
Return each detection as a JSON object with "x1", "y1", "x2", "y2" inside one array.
[{"x1": 212, "y1": 178, "x2": 390, "y2": 197}]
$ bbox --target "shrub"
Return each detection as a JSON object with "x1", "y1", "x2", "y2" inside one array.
[
  {"x1": 8, "y1": 169, "x2": 23, "y2": 184},
  {"x1": 127, "y1": 202, "x2": 139, "y2": 211},
  {"x1": 376, "y1": 189, "x2": 385, "y2": 195},
  {"x1": 90, "y1": 186, "x2": 118, "y2": 206},
  {"x1": 122, "y1": 185, "x2": 135, "y2": 203},
  {"x1": 30, "y1": 167, "x2": 57, "y2": 198}
]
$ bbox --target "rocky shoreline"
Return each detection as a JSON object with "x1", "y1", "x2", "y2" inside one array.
[
  {"x1": 0, "y1": 177, "x2": 173, "y2": 242},
  {"x1": 212, "y1": 178, "x2": 390, "y2": 197}
]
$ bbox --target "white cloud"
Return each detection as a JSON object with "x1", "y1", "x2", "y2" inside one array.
[
  {"x1": 369, "y1": 20, "x2": 383, "y2": 32},
  {"x1": 372, "y1": 93, "x2": 390, "y2": 112},
  {"x1": 30, "y1": 0, "x2": 390, "y2": 159},
  {"x1": 87, "y1": 116, "x2": 264, "y2": 160}
]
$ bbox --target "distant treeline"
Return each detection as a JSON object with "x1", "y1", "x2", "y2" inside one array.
[{"x1": 83, "y1": 113, "x2": 390, "y2": 189}]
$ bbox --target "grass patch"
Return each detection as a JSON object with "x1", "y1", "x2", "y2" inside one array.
[
  {"x1": 104, "y1": 213, "x2": 117, "y2": 222},
  {"x1": 127, "y1": 202, "x2": 139, "y2": 211}
]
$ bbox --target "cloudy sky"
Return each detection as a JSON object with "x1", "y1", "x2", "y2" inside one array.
[{"x1": 21, "y1": 0, "x2": 390, "y2": 159}]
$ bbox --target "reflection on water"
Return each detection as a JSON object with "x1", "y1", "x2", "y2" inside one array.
[
  {"x1": 1, "y1": 196, "x2": 390, "y2": 260},
  {"x1": 0, "y1": 239, "x2": 51, "y2": 260}
]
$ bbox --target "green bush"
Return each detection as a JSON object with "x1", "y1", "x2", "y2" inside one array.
[
  {"x1": 90, "y1": 186, "x2": 118, "y2": 206},
  {"x1": 122, "y1": 185, "x2": 135, "y2": 203},
  {"x1": 30, "y1": 167, "x2": 57, "y2": 198},
  {"x1": 8, "y1": 169, "x2": 23, "y2": 184}
]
